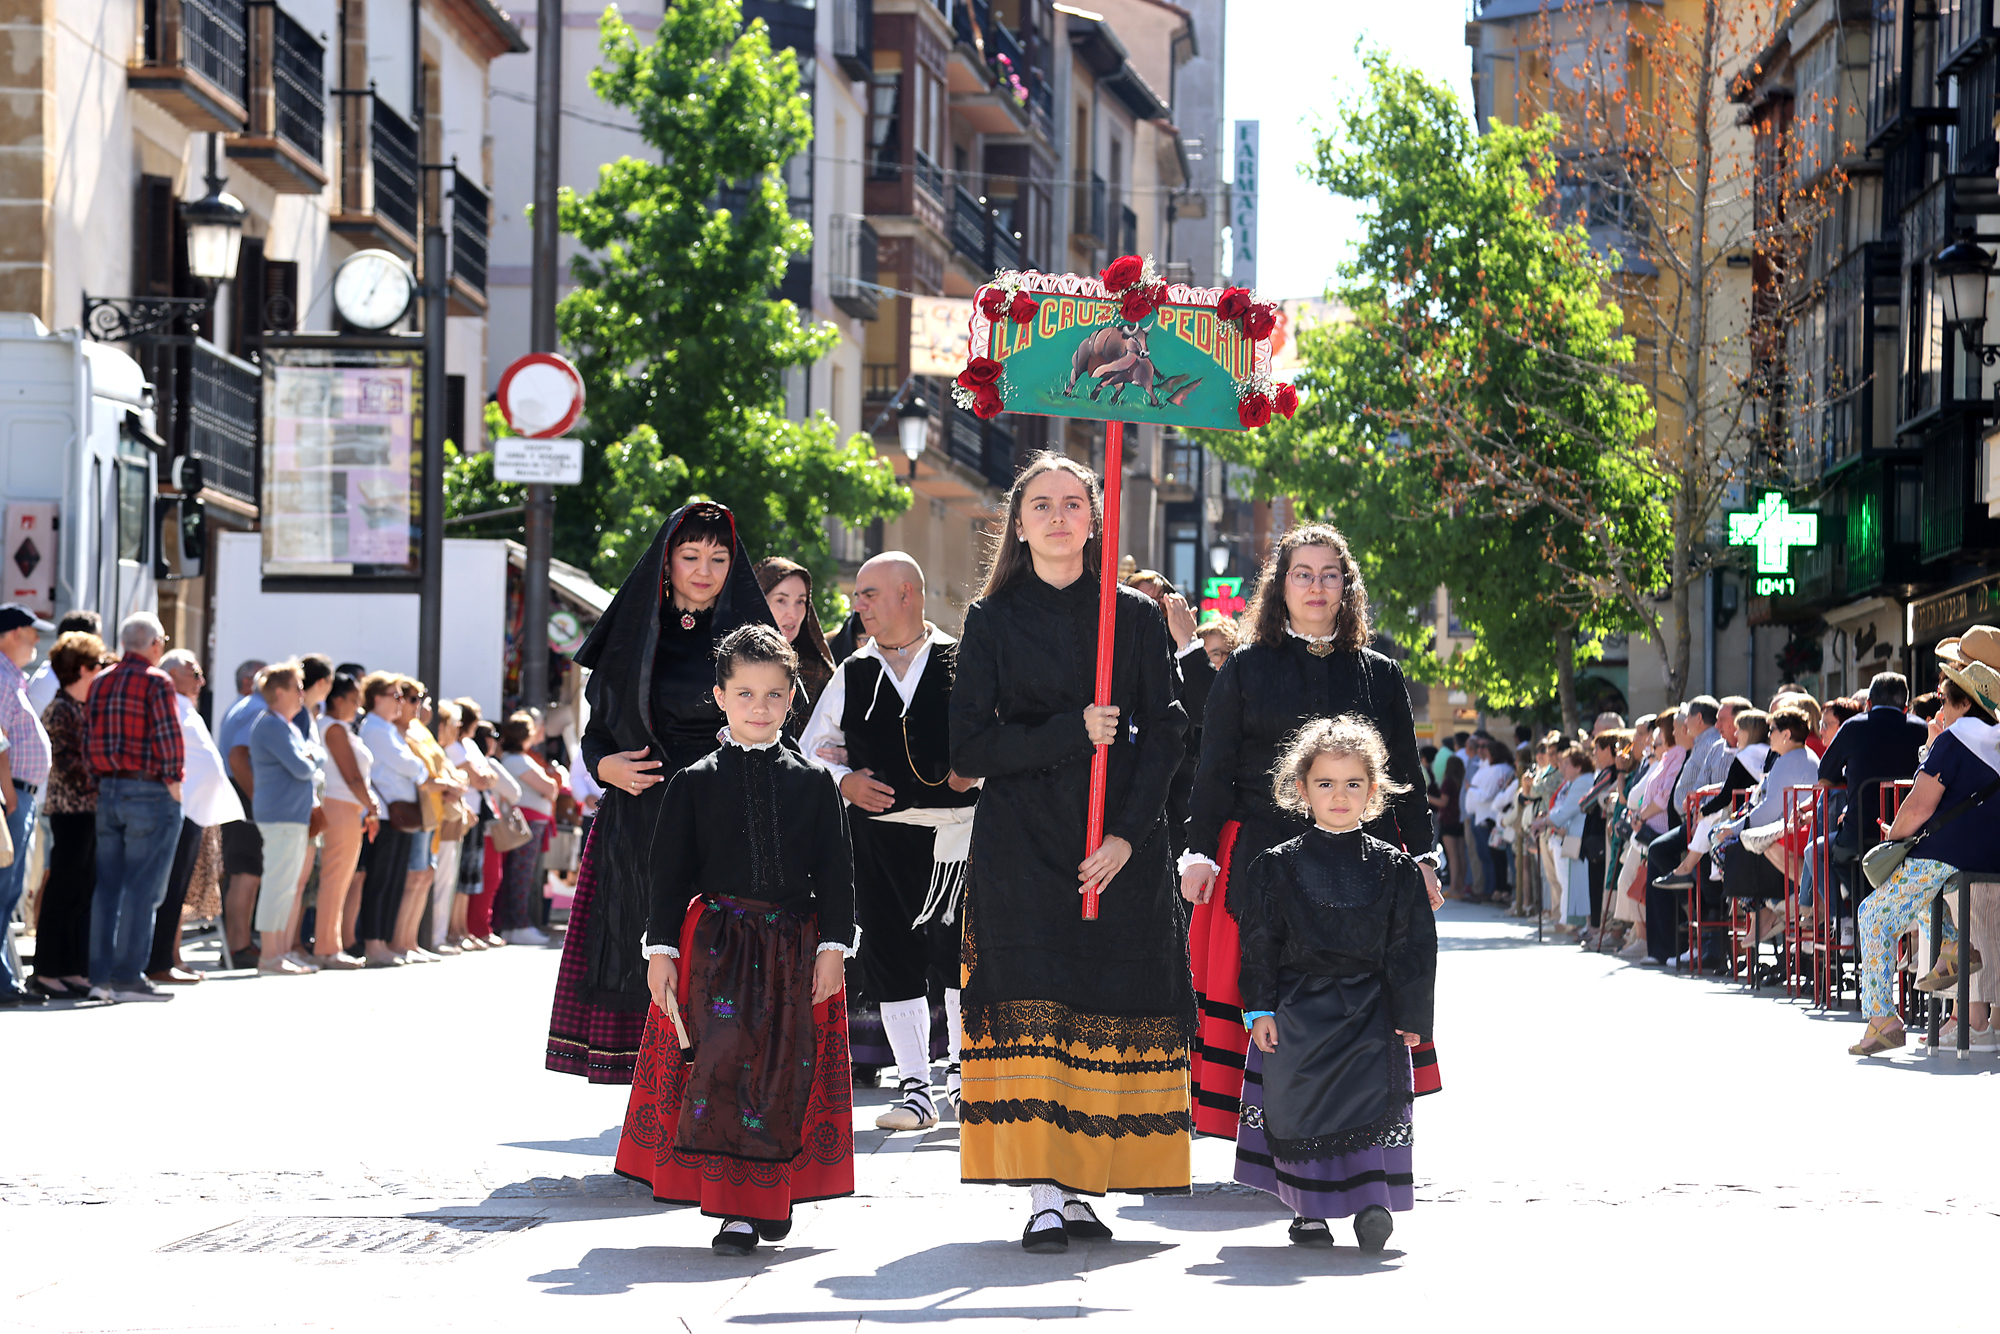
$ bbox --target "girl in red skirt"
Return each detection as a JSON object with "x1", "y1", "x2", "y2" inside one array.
[{"x1": 614, "y1": 625, "x2": 859, "y2": 1255}]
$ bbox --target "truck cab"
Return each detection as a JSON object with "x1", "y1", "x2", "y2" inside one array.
[{"x1": 0, "y1": 313, "x2": 160, "y2": 628}]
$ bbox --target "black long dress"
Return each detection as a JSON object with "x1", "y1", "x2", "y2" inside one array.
[
  {"x1": 1183, "y1": 638, "x2": 1436, "y2": 1136},
  {"x1": 545, "y1": 503, "x2": 775, "y2": 1082},
  {"x1": 948, "y1": 573, "x2": 1195, "y2": 1196}
]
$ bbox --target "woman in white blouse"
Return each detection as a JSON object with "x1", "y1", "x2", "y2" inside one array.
[{"x1": 356, "y1": 673, "x2": 428, "y2": 966}]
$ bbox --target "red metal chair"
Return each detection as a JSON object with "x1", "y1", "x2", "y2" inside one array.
[
  {"x1": 1682, "y1": 785, "x2": 1751, "y2": 978},
  {"x1": 1775, "y1": 786, "x2": 1829, "y2": 1003}
]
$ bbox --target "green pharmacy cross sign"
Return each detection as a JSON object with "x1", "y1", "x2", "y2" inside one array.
[{"x1": 1727, "y1": 491, "x2": 1819, "y2": 596}]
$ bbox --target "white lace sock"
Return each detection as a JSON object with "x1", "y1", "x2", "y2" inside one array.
[
  {"x1": 1061, "y1": 1194, "x2": 1095, "y2": 1222},
  {"x1": 880, "y1": 996, "x2": 933, "y2": 1089},
  {"x1": 1028, "y1": 1183, "x2": 1065, "y2": 1227},
  {"x1": 722, "y1": 1220, "x2": 754, "y2": 1235},
  {"x1": 943, "y1": 988, "x2": 963, "y2": 1067}
]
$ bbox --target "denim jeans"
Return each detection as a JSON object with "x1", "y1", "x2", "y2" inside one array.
[
  {"x1": 0, "y1": 785, "x2": 41, "y2": 993},
  {"x1": 89, "y1": 778, "x2": 184, "y2": 987}
]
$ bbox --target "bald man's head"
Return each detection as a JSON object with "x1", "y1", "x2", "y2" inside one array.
[{"x1": 852, "y1": 552, "x2": 927, "y2": 643}]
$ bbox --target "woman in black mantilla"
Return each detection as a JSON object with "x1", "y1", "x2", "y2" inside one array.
[
  {"x1": 948, "y1": 452, "x2": 1194, "y2": 1254},
  {"x1": 755, "y1": 556, "x2": 837, "y2": 742},
  {"x1": 1180, "y1": 525, "x2": 1441, "y2": 1139},
  {"x1": 545, "y1": 501, "x2": 776, "y2": 1083}
]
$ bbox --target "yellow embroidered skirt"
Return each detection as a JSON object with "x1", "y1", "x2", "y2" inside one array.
[{"x1": 957, "y1": 999, "x2": 1193, "y2": 1196}]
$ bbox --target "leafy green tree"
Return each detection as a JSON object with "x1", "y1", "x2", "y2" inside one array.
[
  {"x1": 1210, "y1": 56, "x2": 1669, "y2": 728},
  {"x1": 442, "y1": 402, "x2": 525, "y2": 542},
  {"x1": 552, "y1": 0, "x2": 908, "y2": 603}
]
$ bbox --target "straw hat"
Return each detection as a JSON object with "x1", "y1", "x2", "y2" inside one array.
[
  {"x1": 1937, "y1": 624, "x2": 2000, "y2": 671},
  {"x1": 1941, "y1": 658, "x2": 2000, "y2": 718}
]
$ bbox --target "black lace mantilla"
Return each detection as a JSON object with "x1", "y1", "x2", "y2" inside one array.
[
  {"x1": 958, "y1": 1098, "x2": 1194, "y2": 1139},
  {"x1": 962, "y1": 998, "x2": 1199, "y2": 1055}
]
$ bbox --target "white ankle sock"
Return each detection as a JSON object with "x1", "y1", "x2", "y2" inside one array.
[
  {"x1": 1028, "y1": 1183, "x2": 1064, "y2": 1221},
  {"x1": 1062, "y1": 1196, "x2": 1094, "y2": 1221},
  {"x1": 881, "y1": 996, "x2": 932, "y2": 1088}
]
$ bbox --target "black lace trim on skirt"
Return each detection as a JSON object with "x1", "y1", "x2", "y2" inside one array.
[
  {"x1": 961, "y1": 997, "x2": 1198, "y2": 1055},
  {"x1": 958, "y1": 1098, "x2": 1194, "y2": 1139},
  {"x1": 1243, "y1": 1094, "x2": 1414, "y2": 1160}
]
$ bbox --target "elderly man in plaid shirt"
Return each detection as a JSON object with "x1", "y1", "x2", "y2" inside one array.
[
  {"x1": 85, "y1": 611, "x2": 186, "y2": 1003},
  {"x1": 0, "y1": 602, "x2": 55, "y2": 1007}
]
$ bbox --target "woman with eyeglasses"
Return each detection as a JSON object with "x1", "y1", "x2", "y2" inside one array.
[{"x1": 1178, "y1": 524, "x2": 1442, "y2": 1146}]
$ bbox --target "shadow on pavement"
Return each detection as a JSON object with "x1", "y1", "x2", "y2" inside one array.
[
  {"x1": 1436, "y1": 934, "x2": 1544, "y2": 951},
  {"x1": 813, "y1": 1238, "x2": 1172, "y2": 1303},
  {"x1": 729, "y1": 1306, "x2": 1122, "y2": 1323},
  {"x1": 501, "y1": 1128, "x2": 622, "y2": 1155},
  {"x1": 528, "y1": 1244, "x2": 831, "y2": 1294},
  {"x1": 1184, "y1": 1243, "x2": 1401, "y2": 1284},
  {"x1": 1112, "y1": 1190, "x2": 1288, "y2": 1232}
]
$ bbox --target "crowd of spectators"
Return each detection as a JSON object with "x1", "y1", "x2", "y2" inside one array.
[
  {"x1": 0, "y1": 603, "x2": 595, "y2": 1007},
  {"x1": 1423, "y1": 625, "x2": 2000, "y2": 1053}
]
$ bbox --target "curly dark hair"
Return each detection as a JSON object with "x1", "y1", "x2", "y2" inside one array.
[{"x1": 1243, "y1": 523, "x2": 1371, "y2": 651}]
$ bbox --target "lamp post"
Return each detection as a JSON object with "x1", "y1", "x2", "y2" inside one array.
[
  {"x1": 85, "y1": 134, "x2": 243, "y2": 342},
  {"x1": 1208, "y1": 539, "x2": 1230, "y2": 576},
  {"x1": 182, "y1": 134, "x2": 246, "y2": 289},
  {"x1": 897, "y1": 394, "x2": 930, "y2": 478}
]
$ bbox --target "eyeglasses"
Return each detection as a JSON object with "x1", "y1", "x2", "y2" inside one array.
[{"x1": 1286, "y1": 569, "x2": 1345, "y2": 589}]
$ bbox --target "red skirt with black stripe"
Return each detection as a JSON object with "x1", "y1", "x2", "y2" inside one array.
[{"x1": 1187, "y1": 820, "x2": 1441, "y2": 1141}]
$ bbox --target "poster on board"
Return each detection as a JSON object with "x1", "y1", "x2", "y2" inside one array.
[{"x1": 261, "y1": 347, "x2": 423, "y2": 579}]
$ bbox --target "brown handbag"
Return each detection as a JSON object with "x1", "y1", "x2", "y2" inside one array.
[{"x1": 387, "y1": 799, "x2": 425, "y2": 833}]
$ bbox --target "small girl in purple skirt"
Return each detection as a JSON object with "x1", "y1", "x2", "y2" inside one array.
[{"x1": 1234, "y1": 714, "x2": 1437, "y2": 1254}]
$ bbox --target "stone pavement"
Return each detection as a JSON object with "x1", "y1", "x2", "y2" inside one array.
[{"x1": 6, "y1": 905, "x2": 1999, "y2": 1332}]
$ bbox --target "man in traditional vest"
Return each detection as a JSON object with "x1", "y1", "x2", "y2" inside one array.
[{"x1": 802, "y1": 553, "x2": 978, "y2": 1132}]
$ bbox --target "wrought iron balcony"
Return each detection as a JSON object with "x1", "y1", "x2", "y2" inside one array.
[
  {"x1": 832, "y1": 0, "x2": 873, "y2": 80},
  {"x1": 133, "y1": 0, "x2": 250, "y2": 131},
  {"x1": 334, "y1": 90, "x2": 420, "y2": 256},
  {"x1": 371, "y1": 96, "x2": 419, "y2": 239},
  {"x1": 828, "y1": 214, "x2": 879, "y2": 321},
  {"x1": 992, "y1": 217, "x2": 1021, "y2": 273},
  {"x1": 448, "y1": 175, "x2": 490, "y2": 314},
  {"x1": 953, "y1": 184, "x2": 989, "y2": 265},
  {"x1": 1939, "y1": 0, "x2": 1997, "y2": 76},
  {"x1": 228, "y1": 4, "x2": 325, "y2": 194},
  {"x1": 913, "y1": 149, "x2": 945, "y2": 203}
]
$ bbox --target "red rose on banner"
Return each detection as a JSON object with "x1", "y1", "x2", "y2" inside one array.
[
  {"x1": 1273, "y1": 382, "x2": 1299, "y2": 418},
  {"x1": 1120, "y1": 288, "x2": 1160, "y2": 323},
  {"x1": 972, "y1": 385, "x2": 1004, "y2": 419},
  {"x1": 1216, "y1": 286, "x2": 1252, "y2": 321},
  {"x1": 958, "y1": 356, "x2": 1003, "y2": 388},
  {"x1": 1237, "y1": 393, "x2": 1273, "y2": 429},
  {"x1": 1008, "y1": 291, "x2": 1039, "y2": 324},
  {"x1": 1100, "y1": 255, "x2": 1145, "y2": 291},
  {"x1": 978, "y1": 288, "x2": 1008, "y2": 319},
  {"x1": 1244, "y1": 304, "x2": 1277, "y2": 341}
]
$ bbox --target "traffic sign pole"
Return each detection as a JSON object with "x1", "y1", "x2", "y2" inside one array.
[{"x1": 497, "y1": 351, "x2": 586, "y2": 715}]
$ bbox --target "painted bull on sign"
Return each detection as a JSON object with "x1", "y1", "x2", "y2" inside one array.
[{"x1": 1062, "y1": 321, "x2": 1203, "y2": 409}]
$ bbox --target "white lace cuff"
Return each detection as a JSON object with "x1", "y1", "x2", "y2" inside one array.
[
  {"x1": 1177, "y1": 850, "x2": 1221, "y2": 876},
  {"x1": 816, "y1": 940, "x2": 857, "y2": 958},
  {"x1": 641, "y1": 944, "x2": 679, "y2": 959}
]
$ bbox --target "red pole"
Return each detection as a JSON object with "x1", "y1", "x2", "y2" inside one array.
[{"x1": 1082, "y1": 420, "x2": 1124, "y2": 920}]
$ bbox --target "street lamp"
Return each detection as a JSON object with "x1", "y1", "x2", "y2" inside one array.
[
  {"x1": 1208, "y1": 540, "x2": 1230, "y2": 575},
  {"x1": 182, "y1": 134, "x2": 246, "y2": 286},
  {"x1": 897, "y1": 394, "x2": 930, "y2": 478},
  {"x1": 1935, "y1": 237, "x2": 1996, "y2": 356}
]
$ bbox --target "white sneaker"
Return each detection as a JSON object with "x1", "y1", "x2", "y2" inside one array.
[
  {"x1": 1975, "y1": 1026, "x2": 2000, "y2": 1053},
  {"x1": 1615, "y1": 937, "x2": 1649, "y2": 962},
  {"x1": 1670, "y1": 950, "x2": 1696, "y2": 969},
  {"x1": 87, "y1": 985, "x2": 117, "y2": 1003},
  {"x1": 109, "y1": 980, "x2": 173, "y2": 1002},
  {"x1": 501, "y1": 926, "x2": 551, "y2": 947}
]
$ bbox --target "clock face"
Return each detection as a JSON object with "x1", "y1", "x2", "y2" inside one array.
[{"x1": 333, "y1": 250, "x2": 415, "y2": 331}]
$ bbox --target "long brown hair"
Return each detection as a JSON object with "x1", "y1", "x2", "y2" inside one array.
[
  {"x1": 754, "y1": 555, "x2": 835, "y2": 698},
  {"x1": 979, "y1": 451, "x2": 1103, "y2": 600},
  {"x1": 1244, "y1": 523, "x2": 1372, "y2": 652}
]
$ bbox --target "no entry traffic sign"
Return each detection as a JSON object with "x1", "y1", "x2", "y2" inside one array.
[{"x1": 496, "y1": 352, "x2": 585, "y2": 439}]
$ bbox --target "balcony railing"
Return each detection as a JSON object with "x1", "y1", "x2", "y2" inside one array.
[
  {"x1": 1939, "y1": 0, "x2": 1995, "y2": 74},
  {"x1": 832, "y1": 0, "x2": 873, "y2": 80},
  {"x1": 953, "y1": 184, "x2": 989, "y2": 264},
  {"x1": 864, "y1": 362, "x2": 900, "y2": 400},
  {"x1": 1921, "y1": 426, "x2": 1968, "y2": 561},
  {"x1": 134, "y1": 0, "x2": 250, "y2": 131},
  {"x1": 1952, "y1": 56, "x2": 1999, "y2": 176},
  {"x1": 451, "y1": 175, "x2": 490, "y2": 298},
  {"x1": 271, "y1": 8, "x2": 323, "y2": 164},
  {"x1": 992, "y1": 215, "x2": 1021, "y2": 272},
  {"x1": 913, "y1": 148, "x2": 944, "y2": 202},
  {"x1": 828, "y1": 214, "x2": 879, "y2": 320},
  {"x1": 188, "y1": 340, "x2": 260, "y2": 505},
  {"x1": 371, "y1": 93, "x2": 420, "y2": 241}
]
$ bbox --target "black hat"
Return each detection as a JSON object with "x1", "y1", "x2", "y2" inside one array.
[{"x1": 0, "y1": 604, "x2": 54, "y2": 635}]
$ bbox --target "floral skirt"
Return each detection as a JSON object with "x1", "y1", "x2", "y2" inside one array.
[{"x1": 613, "y1": 897, "x2": 854, "y2": 1223}]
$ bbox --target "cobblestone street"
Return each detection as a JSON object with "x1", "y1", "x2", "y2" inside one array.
[{"x1": 7, "y1": 905, "x2": 1998, "y2": 1331}]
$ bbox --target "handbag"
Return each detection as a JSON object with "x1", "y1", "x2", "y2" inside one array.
[
  {"x1": 488, "y1": 801, "x2": 535, "y2": 853},
  {"x1": 387, "y1": 799, "x2": 425, "y2": 833},
  {"x1": 1862, "y1": 773, "x2": 2000, "y2": 890},
  {"x1": 1559, "y1": 833, "x2": 1583, "y2": 859}
]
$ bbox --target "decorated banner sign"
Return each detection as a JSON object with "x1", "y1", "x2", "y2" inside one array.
[{"x1": 955, "y1": 255, "x2": 1297, "y2": 432}]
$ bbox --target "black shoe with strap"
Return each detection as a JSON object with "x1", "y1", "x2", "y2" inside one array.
[
  {"x1": 1288, "y1": 1216, "x2": 1333, "y2": 1246},
  {"x1": 1021, "y1": 1209, "x2": 1069, "y2": 1254},
  {"x1": 1062, "y1": 1199, "x2": 1112, "y2": 1240},
  {"x1": 755, "y1": 1216, "x2": 792, "y2": 1243},
  {"x1": 1354, "y1": 1205, "x2": 1393, "y2": 1254},
  {"x1": 712, "y1": 1220, "x2": 759, "y2": 1256}
]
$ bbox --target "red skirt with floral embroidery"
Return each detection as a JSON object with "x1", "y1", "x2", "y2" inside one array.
[{"x1": 612, "y1": 898, "x2": 854, "y2": 1224}]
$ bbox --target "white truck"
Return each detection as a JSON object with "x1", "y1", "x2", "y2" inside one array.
[{"x1": 0, "y1": 313, "x2": 160, "y2": 627}]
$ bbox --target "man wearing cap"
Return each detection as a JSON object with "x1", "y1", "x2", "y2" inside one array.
[
  {"x1": 0, "y1": 602, "x2": 54, "y2": 1006},
  {"x1": 84, "y1": 612, "x2": 185, "y2": 1003}
]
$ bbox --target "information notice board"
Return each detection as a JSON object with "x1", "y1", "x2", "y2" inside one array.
[{"x1": 261, "y1": 345, "x2": 424, "y2": 580}]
